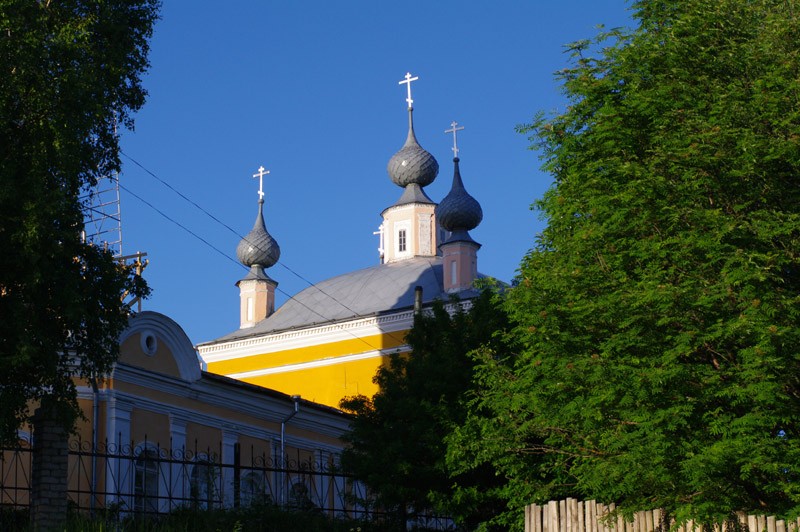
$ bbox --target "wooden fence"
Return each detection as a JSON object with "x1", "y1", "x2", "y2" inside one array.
[{"x1": 525, "y1": 498, "x2": 800, "y2": 532}]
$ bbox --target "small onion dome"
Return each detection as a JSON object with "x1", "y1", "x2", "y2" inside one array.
[
  {"x1": 387, "y1": 108, "x2": 439, "y2": 188},
  {"x1": 435, "y1": 157, "x2": 482, "y2": 232},
  {"x1": 237, "y1": 198, "x2": 280, "y2": 271}
]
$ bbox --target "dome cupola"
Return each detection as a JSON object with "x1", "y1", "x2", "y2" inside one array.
[
  {"x1": 386, "y1": 107, "x2": 439, "y2": 189},
  {"x1": 386, "y1": 73, "x2": 438, "y2": 206},
  {"x1": 237, "y1": 166, "x2": 280, "y2": 328},
  {"x1": 236, "y1": 197, "x2": 280, "y2": 276},
  {"x1": 436, "y1": 156, "x2": 482, "y2": 235},
  {"x1": 436, "y1": 122, "x2": 483, "y2": 294}
]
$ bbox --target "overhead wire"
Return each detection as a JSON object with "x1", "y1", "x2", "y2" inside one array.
[{"x1": 119, "y1": 152, "x2": 412, "y2": 350}]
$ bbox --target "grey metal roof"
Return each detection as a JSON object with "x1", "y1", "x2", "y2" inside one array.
[
  {"x1": 206, "y1": 257, "x2": 483, "y2": 344},
  {"x1": 387, "y1": 183, "x2": 435, "y2": 209}
]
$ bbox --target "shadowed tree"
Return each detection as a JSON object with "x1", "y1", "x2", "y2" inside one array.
[
  {"x1": 449, "y1": 0, "x2": 800, "y2": 528},
  {"x1": 0, "y1": 0, "x2": 158, "y2": 442},
  {"x1": 340, "y1": 288, "x2": 510, "y2": 530}
]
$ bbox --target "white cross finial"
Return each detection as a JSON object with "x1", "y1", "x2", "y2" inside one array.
[
  {"x1": 373, "y1": 223, "x2": 385, "y2": 258},
  {"x1": 252, "y1": 165, "x2": 270, "y2": 200},
  {"x1": 398, "y1": 72, "x2": 419, "y2": 108},
  {"x1": 445, "y1": 121, "x2": 465, "y2": 158}
]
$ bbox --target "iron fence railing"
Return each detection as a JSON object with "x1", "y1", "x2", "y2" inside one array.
[
  {"x1": 1, "y1": 436, "x2": 370, "y2": 520},
  {"x1": 1, "y1": 436, "x2": 456, "y2": 529}
]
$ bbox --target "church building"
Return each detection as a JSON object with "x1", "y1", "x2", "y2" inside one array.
[{"x1": 197, "y1": 74, "x2": 487, "y2": 409}]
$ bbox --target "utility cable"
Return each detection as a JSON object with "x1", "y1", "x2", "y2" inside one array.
[{"x1": 119, "y1": 158, "x2": 411, "y2": 350}]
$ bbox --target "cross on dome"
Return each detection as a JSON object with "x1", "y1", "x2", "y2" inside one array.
[
  {"x1": 252, "y1": 165, "x2": 270, "y2": 200},
  {"x1": 445, "y1": 121, "x2": 465, "y2": 158},
  {"x1": 398, "y1": 72, "x2": 419, "y2": 108}
]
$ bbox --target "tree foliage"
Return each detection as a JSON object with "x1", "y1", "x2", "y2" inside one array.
[
  {"x1": 450, "y1": 0, "x2": 800, "y2": 526},
  {"x1": 0, "y1": 0, "x2": 158, "y2": 442},
  {"x1": 340, "y1": 289, "x2": 510, "y2": 529}
]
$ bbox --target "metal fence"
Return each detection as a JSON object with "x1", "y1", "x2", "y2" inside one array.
[{"x1": 1, "y1": 435, "x2": 370, "y2": 520}]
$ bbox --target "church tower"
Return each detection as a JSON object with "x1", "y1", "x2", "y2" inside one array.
[
  {"x1": 200, "y1": 75, "x2": 493, "y2": 408},
  {"x1": 236, "y1": 166, "x2": 280, "y2": 328},
  {"x1": 380, "y1": 73, "x2": 441, "y2": 263},
  {"x1": 435, "y1": 122, "x2": 483, "y2": 293}
]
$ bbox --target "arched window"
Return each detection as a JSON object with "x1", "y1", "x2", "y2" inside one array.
[
  {"x1": 288, "y1": 480, "x2": 317, "y2": 511},
  {"x1": 241, "y1": 471, "x2": 269, "y2": 507},
  {"x1": 190, "y1": 458, "x2": 219, "y2": 509},
  {"x1": 134, "y1": 448, "x2": 159, "y2": 514}
]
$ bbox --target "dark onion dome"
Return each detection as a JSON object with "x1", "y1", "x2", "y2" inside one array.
[
  {"x1": 387, "y1": 108, "x2": 439, "y2": 188},
  {"x1": 237, "y1": 198, "x2": 280, "y2": 272},
  {"x1": 435, "y1": 157, "x2": 482, "y2": 232}
]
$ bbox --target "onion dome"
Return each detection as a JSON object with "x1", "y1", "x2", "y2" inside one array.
[
  {"x1": 237, "y1": 198, "x2": 280, "y2": 278},
  {"x1": 387, "y1": 108, "x2": 439, "y2": 189},
  {"x1": 436, "y1": 157, "x2": 482, "y2": 234}
]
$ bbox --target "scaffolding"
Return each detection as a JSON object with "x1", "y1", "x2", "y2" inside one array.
[
  {"x1": 81, "y1": 172, "x2": 148, "y2": 312},
  {"x1": 80, "y1": 172, "x2": 123, "y2": 258}
]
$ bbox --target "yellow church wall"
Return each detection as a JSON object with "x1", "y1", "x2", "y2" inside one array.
[
  {"x1": 75, "y1": 398, "x2": 95, "y2": 444},
  {"x1": 186, "y1": 422, "x2": 222, "y2": 455},
  {"x1": 110, "y1": 380, "x2": 278, "y2": 434},
  {"x1": 238, "y1": 434, "x2": 273, "y2": 463},
  {"x1": 119, "y1": 333, "x2": 181, "y2": 379},
  {"x1": 131, "y1": 408, "x2": 170, "y2": 447},
  {"x1": 206, "y1": 329, "x2": 410, "y2": 408},
  {"x1": 206, "y1": 331, "x2": 407, "y2": 376},
  {"x1": 244, "y1": 353, "x2": 387, "y2": 407},
  {"x1": 108, "y1": 379, "x2": 344, "y2": 449}
]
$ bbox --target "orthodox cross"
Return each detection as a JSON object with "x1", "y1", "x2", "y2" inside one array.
[
  {"x1": 398, "y1": 72, "x2": 419, "y2": 108},
  {"x1": 445, "y1": 121, "x2": 465, "y2": 158},
  {"x1": 373, "y1": 223, "x2": 385, "y2": 258},
  {"x1": 252, "y1": 165, "x2": 269, "y2": 200}
]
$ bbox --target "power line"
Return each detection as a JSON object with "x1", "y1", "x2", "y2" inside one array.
[
  {"x1": 122, "y1": 151, "x2": 387, "y2": 325},
  {"x1": 120, "y1": 154, "x2": 410, "y2": 350}
]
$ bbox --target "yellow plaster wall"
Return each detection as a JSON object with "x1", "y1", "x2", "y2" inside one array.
[
  {"x1": 207, "y1": 330, "x2": 410, "y2": 408},
  {"x1": 119, "y1": 333, "x2": 180, "y2": 379},
  {"x1": 245, "y1": 355, "x2": 384, "y2": 407},
  {"x1": 131, "y1": 408, "x2": 170, "y2": 447},
  {"x1": 186, "y1": 422, "x2": 222, "y2": 456},
  {"x1": 238, "y1": 434, "x2": 273, "y2": 464}
]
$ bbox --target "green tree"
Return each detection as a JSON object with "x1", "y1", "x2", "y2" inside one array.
[
  {"x1": 340, "y1": 289, "x2": 510, "y2": 530},
  {"x1": 0, "y1": 0, "x2": 157, "y2": 442},
  {"x1": 450, "y1": 0, "x2": 800, "y2": 526}
]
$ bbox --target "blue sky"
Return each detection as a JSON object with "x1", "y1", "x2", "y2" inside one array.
[{"x1": 115, "y1": 2, "x2": 634, "y2": 346}]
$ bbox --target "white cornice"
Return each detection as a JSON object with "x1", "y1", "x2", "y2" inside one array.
[
  {"x1": 227, "y1": 345, "x2": 411, "y2": 380},
  {"x1": 198, "y1": 309, "x2": 416, "y2": 363},
  {"x1": 83, "y1": 363, "x2": 350, "y2": 440},
  {"x1": 89, "y1": 388, "x2": 343, "y2": 453}
]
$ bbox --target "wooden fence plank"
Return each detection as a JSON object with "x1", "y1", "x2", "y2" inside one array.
[
  {"x1": 549, "y1": 499, "x2": 559, "y2": 532},
  {"x1": 569, "y1": 498, "x2": 579, "y2": 532},
  {"x1": 608, "y1": 502, "x2": 617, "y2": 532},
  {"x1": 523, "y1": 498, "x2": 800, "y2": 532},
  {"x1": 525, "y1": 504, "x2": 532, "y2": 532}
]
